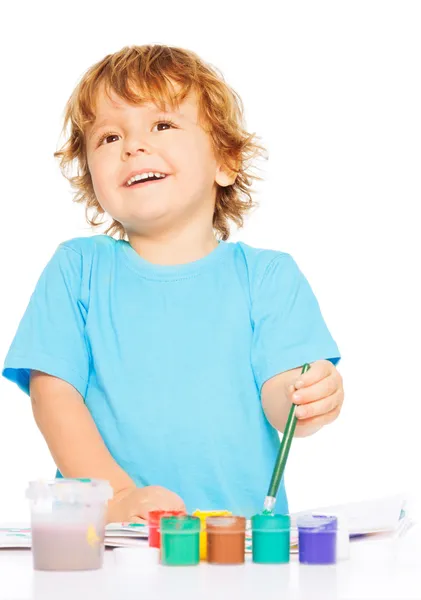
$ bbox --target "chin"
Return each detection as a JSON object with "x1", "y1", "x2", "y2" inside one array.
[{"x1": 123, "y1": 210, "x2": 174, "y2": 232}]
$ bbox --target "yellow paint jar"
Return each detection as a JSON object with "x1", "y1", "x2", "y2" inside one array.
[{"x1": 193, "y1": 510, "x2": 232, "y2": 559}]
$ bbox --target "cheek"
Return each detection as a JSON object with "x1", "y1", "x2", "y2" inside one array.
[
  {"x1": 176, "y1": 164, "x2": 214, "y2": 197},
  {"x1": 173, "y1": 139, "x2": 216, "y2": 187},
  {"x1": 86, "y1": 164, "x2": 121, "y2": 218},
  {"x1": 89, "y1": 153, "x2": 119, "y2": 195}
]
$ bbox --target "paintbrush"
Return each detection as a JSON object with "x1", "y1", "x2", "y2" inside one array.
[{"x1": 262, "y1": 363, "x2": 311, "y2": 514}]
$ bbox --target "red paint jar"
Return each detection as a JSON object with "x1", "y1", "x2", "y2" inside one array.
[{"x1": 148, "y1": 510, "x2": 185, "y2": 548}]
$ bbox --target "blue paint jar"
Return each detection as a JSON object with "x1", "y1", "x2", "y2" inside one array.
[{"x1": 297, "y1": 514, "x2": 337, "y2": 565}]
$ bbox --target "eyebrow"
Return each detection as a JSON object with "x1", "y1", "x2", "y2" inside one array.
[
  {"x1": 88, "y1": 120, "x2": 113, "y2": 141},
  {"x1": 87, "y1": 105, "x2": 185, "y2": 141}
]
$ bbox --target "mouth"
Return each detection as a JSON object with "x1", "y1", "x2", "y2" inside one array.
[{"x1": 123, "y1": 174, "x2": 170, "y2": 189}]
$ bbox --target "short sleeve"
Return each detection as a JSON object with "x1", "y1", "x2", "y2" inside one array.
[
  {"x1": 2, "y1": 245, "x2": 90, "y2": 398},
  {"x1": 251, "y1": 253, "x2": 341, "y2": 391}
]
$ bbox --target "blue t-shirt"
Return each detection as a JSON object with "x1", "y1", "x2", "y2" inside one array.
[{"x1": 2, "y1": 235, "x2": 340, "y2": 516}]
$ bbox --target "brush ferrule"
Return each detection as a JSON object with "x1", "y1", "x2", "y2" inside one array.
[{"x1": 263, "y1": 496, "x2": 276, "y2": 513}]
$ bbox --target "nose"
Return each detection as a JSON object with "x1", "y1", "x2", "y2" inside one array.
[{"x1": 123, "y1": 135, "x2": 152, "y2": 158}]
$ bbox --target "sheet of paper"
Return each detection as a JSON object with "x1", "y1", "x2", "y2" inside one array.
[
  {"x1": 290, "y1": 494, "x2": 406, "y2": 534},
  {"x1": 0, "y1": 526, "x2": 31, "y2": 549}
]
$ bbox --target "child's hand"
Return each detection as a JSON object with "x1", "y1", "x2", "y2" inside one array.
[
  {"x1": 288, "y1": 360, "x2": 344, "y2": 437},
  {"x1": 107, "y1": 485, "x2": 186, "y2": 524}
]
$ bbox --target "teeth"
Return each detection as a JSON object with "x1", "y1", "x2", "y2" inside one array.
[{"x1": 126, "y1": 172, "x2": 167, "y2": 186}]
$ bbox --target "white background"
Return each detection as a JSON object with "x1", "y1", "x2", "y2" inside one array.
[{"x1": 0, "y1": 1, "x2": 420, "y2": 522}]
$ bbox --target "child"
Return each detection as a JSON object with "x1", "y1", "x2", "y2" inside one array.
[{"x1": 2, "y1": 44, "x2": 343, "y2": 523}]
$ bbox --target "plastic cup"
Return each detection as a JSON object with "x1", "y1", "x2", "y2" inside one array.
[
  {"x1": 206, "y1": 516, "x2": 246, "y2": 565},
  {"x1": 148, "y1": 510, "x2": 186, "y2": 548},
  {"x1": 251, "y1": 513, "x2": 290, "y2": 564},
  {"x1": 193, "y1": 509, "x2": 232, "y2": 559},
  {"x1": 160, "y1": 515, "x2": 200, "y2": 566},
  {"x1": 297, "y1": 514, "x2": 338, "y2": 565},
  {"x1": 26, "y1": 478, "x2": 112, "y2": 571}
]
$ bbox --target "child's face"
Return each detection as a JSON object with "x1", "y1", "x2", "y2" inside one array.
[{"x1": 85, "y1": 84, "x2": 233, "y2": 236}]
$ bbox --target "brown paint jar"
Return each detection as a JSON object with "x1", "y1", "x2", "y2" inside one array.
[{"x1": 206, "y1": 516, "x2": 246, "y2": 565}]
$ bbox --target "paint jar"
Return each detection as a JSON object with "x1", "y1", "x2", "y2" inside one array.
[
  {"x1": 26, "y1": 478, "x2": 112, "y2": 571},
  {"x1": 297, "y1": 514, "x2": 338, "y2": 565},
  {"x1": 206, "y1": 516, "x2": 246, "y2": 565},
  {"x1": 160, "y1": 515, "x2": 200, "y2": 566},
  {"x1": 148, "y1": 510, "x2": 185, "y2": 548},
  {"x1": 251, "y1": 513, "x2": 291, "y2": 564},
  {"x1": 193, "y1": 509, "x2": 232, "y2": 559}
]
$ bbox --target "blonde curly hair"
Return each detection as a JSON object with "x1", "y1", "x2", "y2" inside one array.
[{"x1": 54, "y1": 44, "x2": 268, "y2": 240}]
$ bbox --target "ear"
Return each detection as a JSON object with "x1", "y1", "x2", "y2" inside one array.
[{"x1": 215, "y1": 162, "x2": 237, "y2": 187}]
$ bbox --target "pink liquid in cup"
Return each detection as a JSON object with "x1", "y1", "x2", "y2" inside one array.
[
  {"x1": 26, "y1": 479, "x2": 112, "y2": 572},
  {"x1": 32, "y1": 521, "x2": 105, "y2": 571}
]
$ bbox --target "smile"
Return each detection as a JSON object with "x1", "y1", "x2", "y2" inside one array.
[{"x1": 125, "y1": 175, "x2": 170, "y2": 189}]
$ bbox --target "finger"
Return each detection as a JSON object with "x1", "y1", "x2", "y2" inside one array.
[
  {"x1": 132, "y1": 499, "x2": 165, "y2": 518},
  {"x1": 292, "y1": 374, "x2": 339, "y2": 405},
  {"x1": 295, "y1": 405, "x2": 341, "y2": 433},
  {"x1": 126, "y1": 516, "x2": 146, "y2": 524},
  {"x1": 294, "y1": 360, "x2": 334, "y2": 389},
  {"x1": 294, "y1": 390, "x2": 341, "y2": 420},
  {"x1": 173, "y1": 495, "x2": 187, "y2": 511},
  {"x1": 154, "y1": 489, "x2": 186, "y2": 512},
  {"x1": 155, "y1": 495, "x2": 186, "y2": 512},
  {"x1": 159, "y1": 500, "x2": 186, "y2": 512},
  {"x1": 146, "y1": 495, "x2": 186, "y2": 514}
]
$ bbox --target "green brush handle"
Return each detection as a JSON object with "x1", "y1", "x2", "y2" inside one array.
[{"x1": 266, "y1": 363, "x2": 311, "y2": 499}]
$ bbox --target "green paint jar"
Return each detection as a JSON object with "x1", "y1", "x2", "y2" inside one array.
[
  {"x1": 160, "y1": 516, "x2": 200, "y2": 566},
  {"x1": 251, "y1": 514, "x2": 290, "y2": 564}
]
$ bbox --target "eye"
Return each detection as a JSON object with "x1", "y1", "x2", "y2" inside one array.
[
  {"x1": 153, "y1": 120, "x2": 177, "y2": 132},
  {"x1": 97, "y1": 132, "x2": 120, "y2": 146}
]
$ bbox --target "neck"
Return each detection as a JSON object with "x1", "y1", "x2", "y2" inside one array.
[{"x1": 127, "y1": 225, "x2": 219, "y2": 266}]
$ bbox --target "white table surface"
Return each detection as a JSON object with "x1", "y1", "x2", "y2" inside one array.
[{"x1": 1, "y1": 526, "x2": 420, "y2": 600}]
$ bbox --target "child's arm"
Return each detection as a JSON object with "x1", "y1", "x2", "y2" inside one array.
[
  {"x1": 30, "y1": 370, "x2": 135, "y2": 491},
  {"x1": 261, "y1": 360, "x2": 344, "y2": 438},
  {"x1": 30, "y1": 370, "x2": 185, "y2": 521}
]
